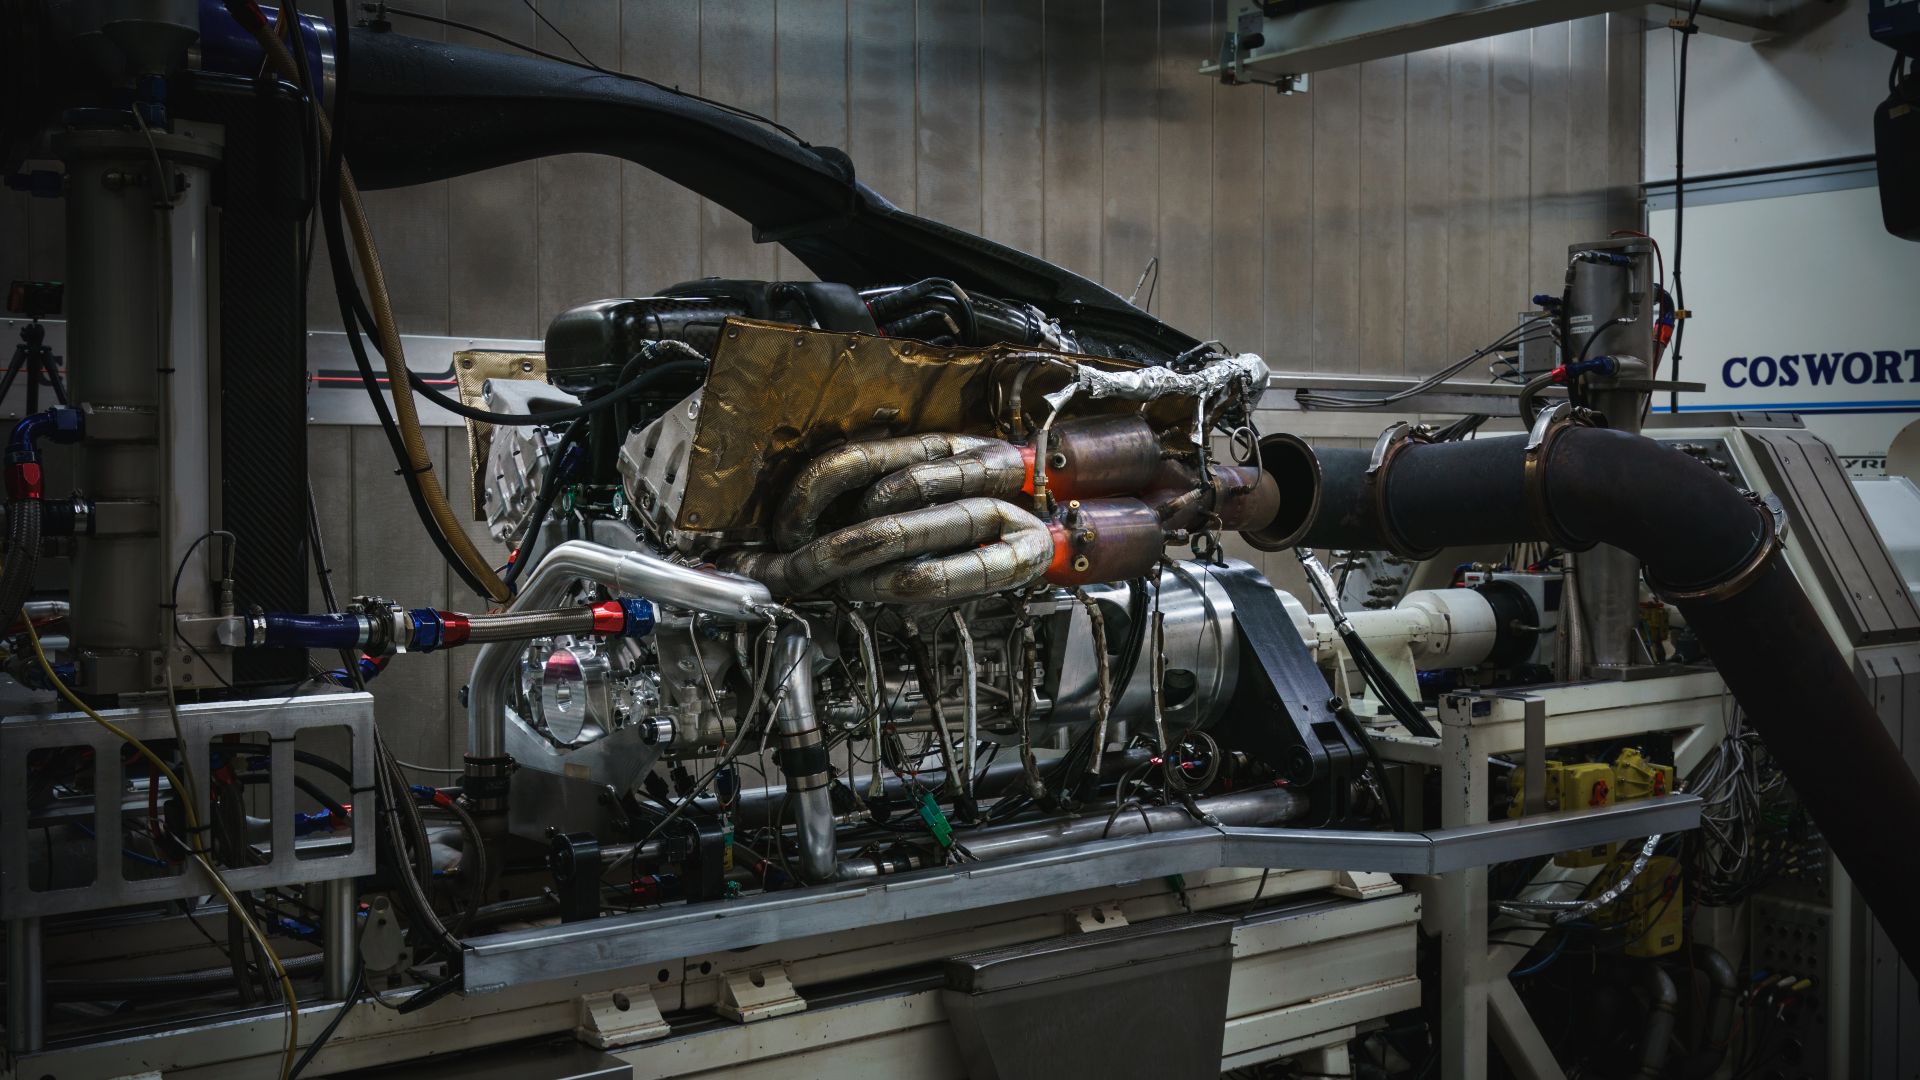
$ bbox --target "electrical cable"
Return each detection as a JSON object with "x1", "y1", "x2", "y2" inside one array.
[
  {"x1": 1297, "y1": 322, "x2": 1552, "y2": 409},
  {"x1": 1667, "y1": 0, "x2": 1704, "y2": 415},
  {"x1": 16, "y1": 616, "x2": 301, "y2": 1079}
]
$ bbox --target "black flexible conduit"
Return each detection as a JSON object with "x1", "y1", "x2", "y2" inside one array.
[
  {"x1": 1299, "y1": 425, "x2": 1920, "y2": 979},
  {"x1": 0, "y1": 498, "x2": 41, "y2": 626}
]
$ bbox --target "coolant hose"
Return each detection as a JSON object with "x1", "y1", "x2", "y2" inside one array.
[{"x1": 1299, "y1": 424, "x2": 1920, "y2": 977}]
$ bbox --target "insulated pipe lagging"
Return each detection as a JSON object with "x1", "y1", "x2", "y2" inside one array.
[
  {"x1": 835, "y1": 500, "x2": 1053, "y2": 603},
  {"x1": 775, "y1": 432, "x2": 1001, "y2": 550},
  {"x1": 731, "y1": 497, "x2": 1052, "y2": 599},
  {"x1": 1299, "y1": 426, "x2": 1920, "y2": 978}
]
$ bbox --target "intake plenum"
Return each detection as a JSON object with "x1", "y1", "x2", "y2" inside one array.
[{"x1": 1298, "y1": 421, "x2": 1920, "y2": 978}]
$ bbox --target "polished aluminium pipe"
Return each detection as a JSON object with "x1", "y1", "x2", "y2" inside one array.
[
  {"x1": 771, "y1": 623, "x2": 839, "y2": 884},
  {"x1": 322, "y1": 878, "x2": 356, "y2": 1000},
  {"x1": 467, "y1": 540, "x2": 774, "y2": 760}
]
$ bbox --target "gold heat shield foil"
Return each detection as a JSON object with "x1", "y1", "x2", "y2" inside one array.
[
  {"x1": 678, "y1": 317, "x2": 1187, "y2": 539},
  {"x1": 455, "y1": 350, "x2": 549, "y2": 519}
]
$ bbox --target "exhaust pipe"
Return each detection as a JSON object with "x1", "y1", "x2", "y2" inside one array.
[{"x1": 1299, "y1": 417, "x2": 1920, "y2": 979}]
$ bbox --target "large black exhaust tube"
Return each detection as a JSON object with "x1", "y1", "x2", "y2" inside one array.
[{"x1": 1301, "y1": 422, "x2": 1920, "y2": 978}]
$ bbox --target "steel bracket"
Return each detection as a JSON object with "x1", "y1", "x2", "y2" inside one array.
[
  {"x1": 716, "y1": 965, "x2": 806, "y2": 1024},
  {"x1": 575, "y1": 986, "x2": 670, "y2": 1049}
]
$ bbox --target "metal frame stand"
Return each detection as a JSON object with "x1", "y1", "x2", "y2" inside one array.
[{"x1": 7, "y1": 915, "x2": 42, "y2": 1055}]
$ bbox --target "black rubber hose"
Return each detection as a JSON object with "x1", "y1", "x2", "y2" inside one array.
[
  {"x1": 0, "y1": 497, "x2": 42, "y2": 625},
  {"x1": 1300, "y1": 427, "x2": 1920, "y2": 978}
]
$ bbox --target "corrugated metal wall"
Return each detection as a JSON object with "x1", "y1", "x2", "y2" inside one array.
[{"x1": 0, "y1": 2, "x2": 1646, "y2": 767}]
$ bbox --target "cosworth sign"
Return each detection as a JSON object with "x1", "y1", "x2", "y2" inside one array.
[{"x1": 1717, "y1": 349, "x2": 1920, "y2": 407}]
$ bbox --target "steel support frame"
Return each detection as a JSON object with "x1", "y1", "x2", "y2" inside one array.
[
  {"x1": 1200, "y1": 0, "x2": 1645, "y2": 80},
  {"x1": 459, "y1": 794, "x2": 1698, "y2": 992}
]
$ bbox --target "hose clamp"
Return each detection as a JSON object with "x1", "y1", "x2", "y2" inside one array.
[
  {"x1": 1365, "y1": 422, "x2": 1441, "y2": 560},
  {"x1": 1648, "y1": 498, "x2": 1783, "y2": 605},
  {"x1": 1521, "y1": 405, "x2": 1601, "y2": 553}
]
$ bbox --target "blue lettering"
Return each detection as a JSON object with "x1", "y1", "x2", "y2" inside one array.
[
  {"x1": 1909, "y1": 349, "x2": 1920, "y2": 382},
  {"x1": 1749, "y1": 356, "x2": 1777, "y2": 387},
  {"x1": 1806, "y1": 352, "x2": 1840, "y2": 385},
  {"x1": 1876, "y1": 350, "x2": 1904, "y2": 383},
  {"x1": 1779, "y1": 354, "x2": 1800, "y2": 387},
  {"x1": 1722, "y1": 357, "x2": 1748, "y2": 389},
  {"x1": 1844, "y1": 352, "x2": 1873, "y2": 383}
]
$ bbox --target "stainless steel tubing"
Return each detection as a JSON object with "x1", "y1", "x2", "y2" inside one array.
[
  {"x1": 468, "y1": 540, "x2": 773, "y2": 759},
  {"x1": 463, "y1": 607, "x2": 596, "y2": 644},
  {"x1": 7, "y1": 916, "x2": 42, "y2": 1054},
  {"x1": 772, "y1": 624, "x2": 840, "y2": 883},
  {"x1": 322, "y1": 878, "x2": 357, "y2": 1000}
]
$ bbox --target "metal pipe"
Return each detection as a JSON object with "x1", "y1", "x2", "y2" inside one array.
[
  {"x1": 771, "y1": 624, "x2": 839, "y2": 884},
  {"x1": 322, "y1": 877, "x2": 356, "y2": 1000},
  {"x1": 1300, "y1": 425, "x2": 1920, "y2": 978},
  {"x1": 467, "y1": 540, "x2": 773, "y2": 760},
  {"x1": 7, "y1": 916, "x2": 41, "y2": 1054},
  {"x1": 1635, "y1": 962, "x2": 1680, "y2": 1079},
  {"x1": 1676, "y1": 945, "x2": 1738, "y2": 1079},
  {"x1": 950, "y1": 611, "x2": 979, "y2": 807}
]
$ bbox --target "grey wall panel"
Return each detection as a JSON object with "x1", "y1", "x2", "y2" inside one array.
[
  {"x1": 775, "y1": 0, "x2": 851, "y2": 282},
  {"x1": 1098, "y1": 0, "x2": 1159, "y2": 300},
  {"x1": 916, "y1": 0, "x2": 986, "y2": 235},
  {"x1": 1261, "y1": 89, "x2": 1313, "y2": 373},
  {"x1": 1444, "y1": 37, "x2": 1492, "y2": 365},
  {"x1": 1488, "y1": 31, "x2": 1533, "y2": 343},
  {"x1": 621, "y1": 0, "x2": 703, "y2": 294},
  {"x1": 1403, "y1": 47, "x2": 1450, "y2": 376},
  {"x1": 535, "y1": 4, "x2": 624, "y2": 326},
  {"x1": 849, "y1": 0, "x2": 920, "y2": 212},
  {"x1": 698, "y1": 0, "x2": 779, "y2": 282},
  {"x1": 446, "y1": 5, "x2": 540, "y2": 340},
  {"x1": 1564, "y1": 16, "x2": 1614, "y2": 247},
  {"x1": 982, "y1": 0, "x2": 1046, "y2": 255},
  {"x1": 1526, "y1": 20, "x2": 1572, "y2": 307},
  {"x1": 1042, "y1": 0, "x2": 1104, "y2": 280},
  {"x1": 1210, "y1": 78, "x2": 1265, "y2": 355},
  {"x1": 1151, "y1": 0, "x2": 1213, "y2": 337},
  {"x1": 1309, "y1": 65, "x2": 1360, "y2": 374},
  {"x1": 1356, "y1": 58, "x2": 1406, "y2": 377}
]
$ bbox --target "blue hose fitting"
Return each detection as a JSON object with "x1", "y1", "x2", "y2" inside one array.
[{"x1": 616, "y1": 598, "x2": 655, "y2": 637}]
